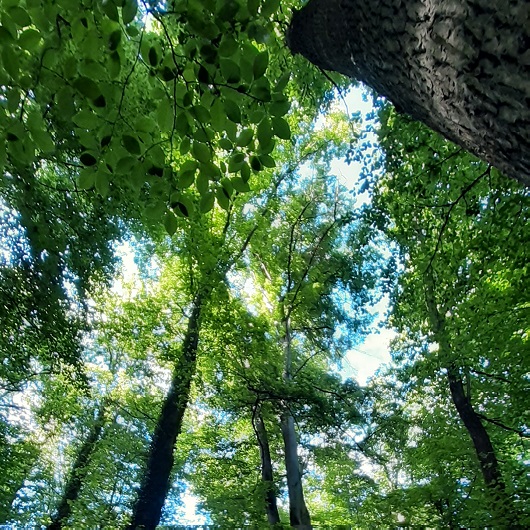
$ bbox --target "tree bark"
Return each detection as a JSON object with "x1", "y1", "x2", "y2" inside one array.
[
  {"x1": 288, "y1": 0, "x2": 530, "y2": 186},
  {"x1": 279, "y1": 312, "x2": 312, "y2": 530},
  {"x1": 424, "y1": 278, "x2": 519, "y2": 525},
  {"x1": 127, "y1": 295, "x2": 202, "y2": 530},
  {"x1": 280, "y1": 413, "x2": 312, "y2": 530},
  {"x1": 47, "y1": 405, "x2": 107, "y2": 530},
  {"x1": 253, "y1": 408, "x2": 282, "y2": 526}
]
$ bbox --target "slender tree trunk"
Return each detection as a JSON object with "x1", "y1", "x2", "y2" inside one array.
[
  {"x1": 287, "y1": 0, "x2": 530, "y2": 186},
  {"x1": 253, "y1": 409, "x2": 282, "y2": 526},
  {"x1": 424, "y1": 278, "x2": 519, "y2": 525},
  {"x1": 127, "y1": 294, "x2": 202, "y2": 530},
  {"x1": 279, "y1": 312, "x2": 312, "y2": 530},
  {"x1": 280, "y1": 413, "x2": 311, "y2": 529},
  {"x1": 47, "y1": 405, "x2": 107, "y2": 530}
]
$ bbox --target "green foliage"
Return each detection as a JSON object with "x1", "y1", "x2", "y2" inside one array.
[
  {"x1": 360, "y1": 104, "x2": 530, "y2": 526},
  {"x1": 0, "y1": 0, "x2": 337, "y2": 228}
]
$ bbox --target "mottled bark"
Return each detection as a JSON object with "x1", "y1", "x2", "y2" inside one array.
[
  {"x1": 47, "y1": 406, "x2": 107, "y2": 530},
  {"x1": 424, "y1": 278, "x2": 519, "y2": 525},
  {"x1": 253, "y1": 409, "x2": 281, "y2": 526},
  {"x1": 288, "y1": 0, "x2": 530, "y2": 186},
  {"x1": 127, "y1": 295, "x2": 202, "y2": 530}
]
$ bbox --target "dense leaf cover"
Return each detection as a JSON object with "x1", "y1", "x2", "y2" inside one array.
[{"x1": 0, "y1": 0, "x2": 528, "y2": 528}]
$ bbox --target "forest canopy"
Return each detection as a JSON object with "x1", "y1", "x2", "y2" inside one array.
[{"x1": 0, "y1": 0, "x2": 528, "y2": 529}]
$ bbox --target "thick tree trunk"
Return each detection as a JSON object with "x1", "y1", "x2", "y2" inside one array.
[
  {"x1": 47, "y1": 405, "x2": 107, "y2": 530},
  {"x1": 253, "y1": 409, "x2": 282, "y2": 526},
  {"x1": 424, "y1": 279, "x2": 519, "y2": 525},
  {"x1": 127, "y1": 295, "x2": 202, "y2": 530},
  {"x1": 288, "y1": 0, "x2": 530, "y2": 186},
  {"x1": 279, "y1": 313, "x2": 312, "y2": 530}
]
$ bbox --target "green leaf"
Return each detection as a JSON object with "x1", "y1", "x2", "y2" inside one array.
[
  {"x1": 259, "y1": 154, "x2": 276, "y2": 168},
  {"x1": 157, "y1": 99, "x2": 174, "y2": 132},
  {"x1": 228, "y1": 152, "x2": 245, "y2": 172},
  {"x1": 178, "y1": 160, "x2": 198, "y2": 188},
  {"x1": 18, "y1": 29, "x2": 41, "y2": 50},
  {"x1": 220, "y1": 59, "x2": 241, "y2": 84},
  {"x1": 231, "y1": 176, "x2": 251, "y2": 193},
  {"x1": 219, "y1": 138, "x2": 233, "y2": 151},
  {"x1": 77, "y1": 168, "x2": 96, "y2": 190},
  {"x1": 175, "y1": 111, "x2": 191, "y2": 136},
  {"x1": 192, "y1": 141, "x2": 211, "y2": 164},
  {"x1": 261, "y1": 0, "x2": 280, "y2": 18},
  {"x1": 196, "y1": 170, "x2": 210, "y2": 195},
  {"x1": 122, "y1": 0, "x2": 138, "y2": 24},
  {"x1": 180, "y1": 137, "x2": 191, "y2": 155},
  {"x1": 221, "y1": 177, "x2": 233, "y2": 198},
  {"x1": 95, "y1": 170, "x2": 110, "y2": 197},
  {"x1": 164, "y1": 211, "x2": 178, "y2": 235},
  {"x1": 32, "y1": 130, "x2": 55, "y2": 154},
  {"x1": 216, "y1": 186, "x2": 230, "y2": 210},
  {"x1": 122, "y1": 134, "x2": 142, "y2": 155},
  {"x1": 236, "y1": 128, "x2": 253, "y2": 147},
  {"x1": 275, "y1": 71, "x2": 291, "y2": 92},
  {"x1": 148, "y1": 46, "x2": 159, "y2": 67},
  {"x1": 240, "y1": 162, "x2": 251, "y2": 182},
  {"x1": 2, "y1": 47, "x2": 19, "y2": 79},
  {"x1": 199, "y1": 192, "x2": 215, "y2": 213},
  {"x1": 252, "y1": 51, "x2": 268, "y2": 80},
  {"x1": 252, "y1": 78, "x2": 271, "y2": 102},
  {"x1": 248, "y1": 0, "x2": 260, "y2": 16},
  {"x1": 102, "y1": 0, "x2": 120, "y2": 22},
  {"x1": 224, "y1": 98, "x2": 242, "y2": 124},
  {"x1": 144, "y1": 201, "x2": 166, "y2": 220},
  {"x1": 9, "y1": 6, "x2": 32, "y2": 27},
  {"x1": 270, "y1": 100, "x2": 290, "y2": 117},
  {"x1": 257, "y1": 118, "x2": 272, "y2": 146},
  {"x1": 73, "y1": 77, "x2": 101, "y2": 100},
  {"x1": 172, "y1": 196, "x2": 194, "y2": 218},
  {"x1": 219, "y1": 35, "x2": 238, "y2": 57},
  {"x1": 272, "y1": 116, "x2": 291, "y2": 140}
]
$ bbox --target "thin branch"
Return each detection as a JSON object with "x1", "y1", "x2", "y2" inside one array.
[
  {"x1": 426, "y1": 166, "x2": 490, "y2": 272},
  {"x1": 478, "y1": 414, "x2": 530, "y2": 438}
]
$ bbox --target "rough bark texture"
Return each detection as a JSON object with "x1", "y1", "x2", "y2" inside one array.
[
  {"x1": 127, "y1": 295, "x2": 202, "y2": 530},
  {"x1": 47, "y1": 406, "x2": 107, "y2": 530},
  {"x1": 253, "y1": 409, "x2": 281, "y2": 526},
  {"x1": 288, "y1": 0, "x2": 530, "y2": 186},
  {"x1": 424, "y1": 279, "x2": 519, "y2": 525}
]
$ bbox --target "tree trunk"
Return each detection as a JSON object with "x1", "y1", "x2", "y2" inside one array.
[
  {"x1": 287, "y1": 0, "x2": 530, "y2": 186},
  {"x1": 279, "y1": 313, "x2": 312, "y2": 530},
  {"x1": 127, "y1": 295, "x2": 202, "y2": 530},
  {"x1": 424, "y1": 279, "x2": 519, "y2": 525},
  {"x1": 47, "y1": 405, "x2": 107, "y2": 530},
  {"x1": 253, "y1": 409, "x2": 282, "y2": 526},
  {"x1": 445, "y1": 365, "x2": 509, "y2": 498},
  {"x1": 280, "y1": 413, "x2": 312, "y2": 529}
]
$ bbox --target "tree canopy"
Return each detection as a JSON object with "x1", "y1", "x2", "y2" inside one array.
[{"x1": 0, "y1": 0, "x2": 528, "y2": 528}]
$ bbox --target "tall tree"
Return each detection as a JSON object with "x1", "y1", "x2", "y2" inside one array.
[
  {"x1": 365, "y1": 104, "x2": 530, "y2": 526},
  {"x1": 288, "y1": 0, "x2": 530, "y2": 185},
  {"x1": 243, "y1": 171, "x2": 378, "y2": 527},
  {"x1": 47, "y1": 404, "x2": 108, "y2": 530}
]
